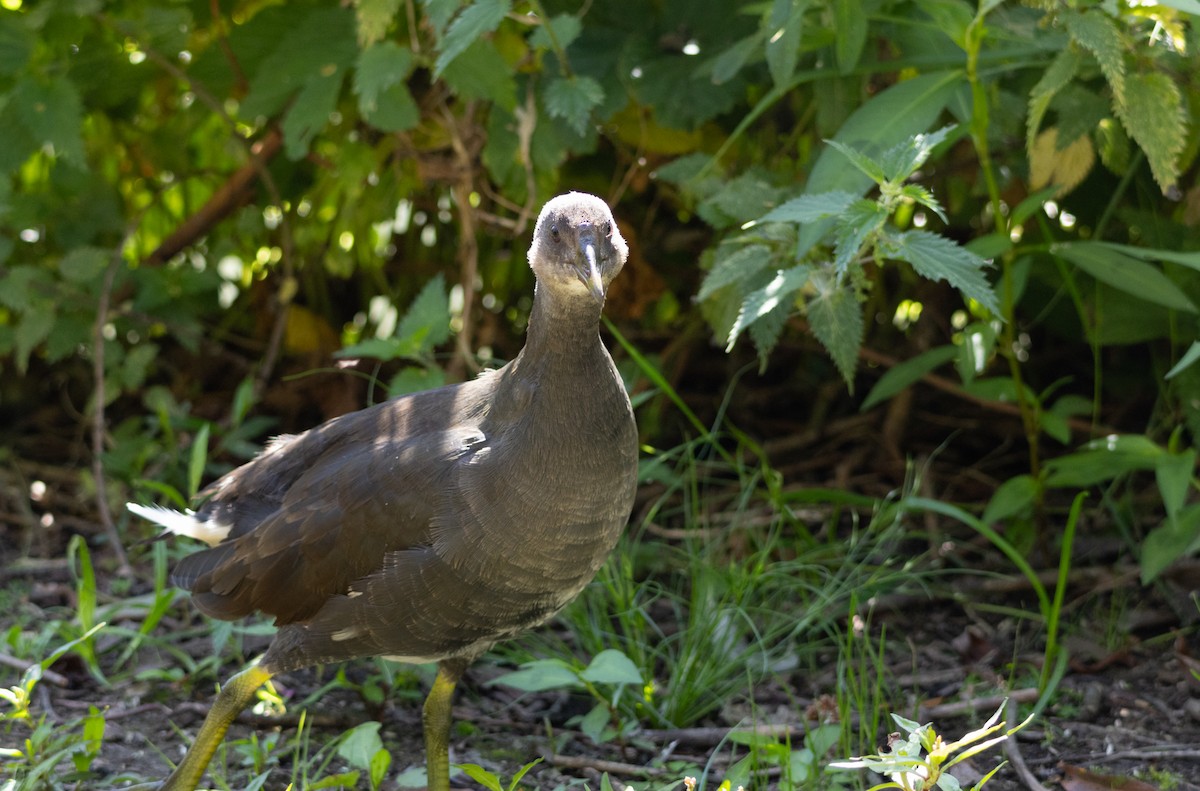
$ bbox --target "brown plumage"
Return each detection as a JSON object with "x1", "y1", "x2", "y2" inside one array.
[{"x1": 128, "y1": 192, "x2": 639, "y2": 790}]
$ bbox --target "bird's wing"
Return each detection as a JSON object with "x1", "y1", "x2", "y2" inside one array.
[{"x1": 172, "y1": 383, "x2": 492, "y2": 625}]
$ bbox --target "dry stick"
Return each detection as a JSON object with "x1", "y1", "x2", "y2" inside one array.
[
  {"x1": 443, "y1": 103, "x2": 483, "y2": 378},
  {"x1": 1003, "y1": 697, "x2": 1054, "y2": 791},
  {"x1": 545, "y1": 754, "x2": 668, "y2": 778},
  {"x1": 91, "y1": 229, "x2": 139, "y2": 576},
  {"x1": 0, "y1": 651, "x2": 69, "y2": 687},
  {"x1": 918, "y1": 687, "x2": 1040, "y2": 721}
]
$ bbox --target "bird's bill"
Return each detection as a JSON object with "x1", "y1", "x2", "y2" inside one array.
[{"x1": 579, "y1": 240, "x2": 606, "y2": 304}]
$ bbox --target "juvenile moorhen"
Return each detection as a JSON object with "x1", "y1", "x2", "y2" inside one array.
[{"x1": 128, "y1": 192, "x2": 639, "y2": 791}]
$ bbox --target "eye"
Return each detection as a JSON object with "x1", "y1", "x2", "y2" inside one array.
[{"x1": 549, "y1": 224, "x2": 561, "y2": 242}]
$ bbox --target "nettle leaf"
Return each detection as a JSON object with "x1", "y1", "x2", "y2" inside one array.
[
  {"x1": 1029, "y1": 127, "x2": 1095, "y2": 196},
  {"x1": 727, "y1": 266, "x2": 811, "y2": 352},
  {"x1": 355, "y1": 41, "x2": 413, "y2": 113},
  {"x1": 883, "y1": 230, "x2": 1000, "y2": 314},
  {"x1": 878, "y1": 124, "x2": 957, "y2": 182},
  {"x1": 422, "y1": 0, "x2": 460, "y2": 36},
  {"x1": 698, "y1": 243, "x2": 776, "y2": 301},
  {"x1": 441, "y1": 39, "x2": 517, "y2": 111},
  {"x1": 1096, "y1": 117, "x2": 1132, "y2": 174},
  {"x1": 12, "y1": 75, "x2": 85, "y2": 162},
  {"x1": 1026, "y1": 48, "x2": 1080, "y2": 157},
  {"x1": 765, "y1": 0, "x2": 806, "y2": 86},
  {"x1": 1118, "y1": 70, "x2": 1185, "y2": 193},
  {"x1": 433, "y1": 0, "x2": 512, "y2": 77},
  {"x1": 806, "y1": 273, "x2": 863, "y2": 388},
  {"x1": 1054, "y1": 242, "x2": 1196, "y2": 313},
  {"x1": 897, "y1": 184, "x2": 946, "y2": 223},
  {"x1": 544, "y1": 75, "x2": 605, "y2": 136},
  {"x1": 758, "y1": 191, "x2": 857, "y2": 224},
  {"x1": 282, "y1": 71, "x2": 344, "y2": 159},
  {"x1": 396, "y1": 273, "x2": 452, "y2": 354},
  {"x1": 825, "y1": 139, "x2": 886, "y2": 184},
  {"x1": 1064, "y1": 9, "x2": 1125, "y2": 106},
  {"x1": 241, "y1": 6, "x2": 357, "y2": 119},
  {"x1": 832, "y1": 200, "x2": 887, "y2": 276},
  {"x1": 1051, "y1": 85, "x2": 1108, "y2": 150},
  {"x1": 365, "y1": 83, "x2": 420, "y2": 132},
  {"x1": 748, "y1": 299, "x2": 791, "y2": 367},
  {"x1": 530, "y1": 14, "x2": 582, "y2": 51},
  {"x1": 354, "y1": 0, "x2": 403, "y2": 46}
]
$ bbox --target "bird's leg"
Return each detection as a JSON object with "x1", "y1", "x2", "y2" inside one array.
[
  {"x1": 422, "y1": 658, "x2": 468, "y2": 791},
  {"x1": 162, "y1": 663, "x2": 274, "y2": 791}
]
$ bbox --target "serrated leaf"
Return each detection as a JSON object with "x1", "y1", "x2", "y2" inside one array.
[
  {"x1": 396, "y1": 273, "x2": 452, "y2": 353},
  {"x1": 883, "y1": 230, "x2": 1000, "y2": 314},
  {"x1": 579, "y1": 649, "x2": 643, "y2": 685},
  {"x1": 833, "y1": 200, "x2": 887, "y2": 275},
  {"x1": 12, "y1": 76, "x2": 85, "y2": 162},
  {"x1": 766, "y1": 0, "x2": 806, "y2": 86},
  {"x1": 240, "y1": 7, "x2": 357, "y2": 119},
  {"x1": 1055, "y1": 241, "x2": 1196, "y2": 313},
  {"x1": 758, "y1": 190, "x2": 857, "y2": 224},
  {"x1": 860, "y1": 345, "x2": 957, "y2": 411},
  {"x1": 878, "y1": 125, "x2": 957, "y2": 182},
  {"x1": 433, "y1": 0, "x2": 511, "y2": 77},
  {"x1": 1118, "y1": 70, "x2": 1185, "y2": 193},
  {"x1": 1065, "y1": 9, "x2": 1124, "y2": 106},
  {"x1": 0, "y1": 13, "x2": 35, "y2": 74},
  {"x1": 1095, "y1": 117, "x2": 1132, "y2": 174},
  {"x1": 806, "y1": 274, "x2": 863, "y2": 388},
  {"x1": 728, "y1": 266, "x2": 811, "y2": 351},
  {"x1": 441, "y1": 38, "x2": 517, "y2": 111},
  {"x1": 544, "y1": 75, "x2": 605, "y2": 136},
  {"x1": 1051, "y1": 85, "x2": 1108, "y2": 150},
  {"x1": 825, "y1": 139, "x2": 886, "y2": 183},
  {"x1": 355, "y1": 42, "x2": 413, "y2": 113},
  {"x1": 282, "y1": 71, "x2": 343, "y2": 159},
  {"x1": 748, "y1": 298, "x2": 791, "y2": 368},
  {"x1": 530, "y1": 13, "x2": 582, "y2": 51},
  {"x1": 897, "y1": 184, "x2": 946, "y2": 222},
  {"x1": 1026, "y1": 48, "x2": 1080, "y2": 158},
  {"x1": 365, "y1": 82, "x2": 420, "y2": 132},
  {"x1": 59, "y1": 247, "x2": 109, "y2": 283},
  {"x1": 354, "y1": 0, "x2": 403, "y2": 46},
  {"x1": 422, "y1": 0, "x2": 460, "y2": 36},
  {"x1": 698, "y1": 244, "x2": 776, "y2": 300},
  {"x1": 1029, "y1": 127, "x2": 1095, "y2": 196}
]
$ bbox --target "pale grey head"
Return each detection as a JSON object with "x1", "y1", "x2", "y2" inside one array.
[{"x1": 527, "y1": 191, "x2": 629, "y2": 304}]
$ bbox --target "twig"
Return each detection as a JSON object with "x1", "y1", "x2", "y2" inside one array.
[
  {"x1": 0, "y1": 652, "x2": 69, "y2": 687},
  {"x1": 1003, "y1": 697, "x2": 1054, "y2": 791},
  {"x1": 545, "y1": 753, "x2": 667, "y2": 778},
  {"x1": 442, "y1": 103, "x2": 483, "y2": 378},
  {"x1": 918, "y1": 688, "x2": 1040, "y2": 721},
  {"x1": 639, "y1": 723, "x2": 804, "y2": 746},
  {"x1": 91, "y1": 227, "x2": 139, "y2": 577}
]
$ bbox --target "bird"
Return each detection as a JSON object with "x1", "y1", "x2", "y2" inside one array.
[{"x1": 127, "y1": 191, "x2": 640, "y2": 791}]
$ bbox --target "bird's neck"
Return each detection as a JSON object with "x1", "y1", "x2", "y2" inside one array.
[{"x1": 522, "y1": 281, "x2": 606, "y2": 360}]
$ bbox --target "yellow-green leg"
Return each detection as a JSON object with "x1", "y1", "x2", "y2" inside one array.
[
  {"x1": 422, "y1": 659, "x2": 467, "y2": 791},
  {"x1": 162, "y1": 663, "x2": 274, "y2": 791}
]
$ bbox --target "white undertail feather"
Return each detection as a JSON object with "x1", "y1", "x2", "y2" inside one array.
[{"x1": 126, "y1": 503, "x2": 231, "y2": 547}]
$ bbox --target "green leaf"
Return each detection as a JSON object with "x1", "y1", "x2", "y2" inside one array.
[
  {"x1": 396, "y1": 273, "x2": 451, "y2": 354},
  {"x1": 579, "y1": 649, "x2": 643, "y2": 686},
  {"x1": 758, "y1": 190, "x2": 857, "y2": 224},
  {"x1": 1054, "y1": 242, "x2": 1195, "y2": 313},
  {"x1": 282, "y1": 71, "x2": 344, "y2": 159},
  {"x1": 1044, "y1": 434, "x2": 1164, "y2": 488},
  {"x1": 1166, "y1": 341, "x2": 1200, "y2": 380},
  {"x1": 529, "y1": 14, "x2": 582, "y2": 51},
  {"x1": 860, "y1": 345, "x2": 957, "y2": 411},
  {"x1": 711, "y1": 34, "x2": 762, "y2": 85},
  {"x1": 59, "y1": 247, "x2": 109, "y2": 283},
  {"x1": 765, "y1": 0, "x2": 806, "y2": 86},
  {"x1": 577, "y1": 702, "x2": 611, "y2": 744},
  {"x1": 455, "y1": 764, "x2": 504, "y2": 791},
  {"x1": 897, "y1": 184, "x2": 946, "y2": 223},
  {"x1": 919, "y1": 0, "x2": 973, "y2": 49},
  {"x1": 433, "y1": 0, "x2": 511, "y2": 77},
  {"x1": 544, "y1": 76, "x2": 605, "y2": 136},
  {"x1": 983, "y1": 474, "x2": 1038, "y2": 524},
  {"x1": 365, "y1": 82, "x2": 420, "y2": 132},
  {"x1": 1064, "y1": 9, "x2": 1124, "y2": 106},
  {"x1": 1141, "y1": 504, "x2": 1200, "y2": 583},
  {"x1": 337, "y1": 722, "x2": 385, "y2": 769},
  {"x1": 1117, "y1": 70, "x2": 1186, "y2": 192},
  {"x1": 883, "y1": 230, "x2": 1000, "y2": 314},
  {"x1": 15, "y1": 307, "x2": 54, "y2": 373},
  {"x1": 833, "y1": 0, "x2": 867, "y2": 73},
  {"x1": 188, "y1": 423, "x2": 211, "y2": 499},
  {"x1": 0, "y1": 13, "x2": 34, "y2": 75},
  {"x1": 1156, "y1": 449, "x2": 1195, "y2": 520},
  {"x1": 825, "y1": 139, "x2": 886, "y2": 183},
  {"x1": 956, "y1": 321, "x2": 997, "y2": 384},
  {"x1": 807, "y1": 273, "x2": 863, "y2": 388},
  {"x1": 355, "y1": 42, "x2": 414, "y2": 113},
  {"x1": 441, "y1": 38, "x2": 518, "y2": 111},
  {"x1": 698, "y1": 244, "x2": 776, "y2": 301},
  {"x1": 728, "y1": 266, "x2": 812, "y2": 351},
  {"x1": 354, "y1": 0, "x2": 403, "y2": 46},
  {"x1": 1025, "y1": 49, "x2": 1080, "y2": 159},
  {"x1": 878, "y1": 124, "x2": 958, "y2": 182},
  {"x1": 490, "y1": 659, "x2": 580, "y2": 692},
  {"x1": 12, "y1": 76, "x2": 85, "y2": 162},
  {"x1": 832, "y1": 199, "x2": 887, "y2": 275},
  {"x1": 1094, "y1": 242, "x2": 1200, "y2": 272}
]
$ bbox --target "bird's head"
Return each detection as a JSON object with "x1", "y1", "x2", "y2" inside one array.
[{"x1": 528, "y1": 192, "x2": 628, "y2": 305}]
